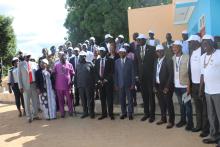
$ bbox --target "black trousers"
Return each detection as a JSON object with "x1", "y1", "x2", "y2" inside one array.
[
  {"x1": 74, "y1": 86, "x2": 80, "y2": 104},
  {"x1": 99, "y1": 84, "x2": 114, "y2": 116},
  {"x1": 155, "y1": 84, "x2": 175, "y2": 123},
  {"x1": 191, "y1": 83, "x2": 209, "y2": 132},
  {"x1": 12, "y1": 83, "x2": 25, "y2": 110},
  {"x1": 141, "y1": 81, "x2": 155, "y2": 118},
  {"x1": 79, "y1": 87, "x2": 94, "y2": 115}
]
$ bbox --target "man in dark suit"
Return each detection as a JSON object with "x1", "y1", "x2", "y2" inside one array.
[
  {"x1": 95, "y1": 47, "x2": 114, "y2": 120},
  {"x1": 114, "y1": 48, "x2": 135, "y2": 120},
  {"x1": 134, "y1": 34, "x2": 156, "y2": 122},
  {"x1": 69, "y1": 47, "x2": 80, "y2": 106},
  {"x1": 153, "y1": 45, "x2": 175, "y2": 129}
]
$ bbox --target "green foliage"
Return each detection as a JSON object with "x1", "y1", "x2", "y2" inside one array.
[
  {"x1": 64, "y1": 0, "x2": 172, "y2": 45},
  {"x1": 0, "y1": 15, "x2": 16, "y2": 67}
]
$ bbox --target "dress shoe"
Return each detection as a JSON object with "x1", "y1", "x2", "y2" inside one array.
[
  {"x1": 203, "y1": 138, "x2": 217, "y2": 144},
  {"x1": 166, "y1": 123, "x2": 174, "y2": 129},
  {"x1": 129, "y1": 116, "x2": 133, "y2": 120},
  {"x1": 98, "y1": 115, "x2": 107, "y2": 120},
  {"x1": 74, "y1": 103, "x2": 80, "y2": 107},
  {"x1": 28, "y1": 119, "x2": 32, "y2": 123},
  {"x1": 192, "y1": 127, "x2": 201, "y2": 132},
  {"x1": 120, "y1": 115, "x2": 127, "y2": 120},
  {"x1": 18, "y1": 111, "x2": 22, "y2": 117},
  {"x1": 90, "y1": 114, "x2": 95, "y2": 119},
  {"x1": 23, "y1": 110, "x2": 26, "y2": 116},
  {"x1": 185, "y1": 125, "x2": 194, "y2": 131},
  {"x1": 80, "y1": 113, "x2": 89, "y2": 119},
  {"x1": 200, "y1": 132, "x2": 209, "y2": 138},
  {"x1": 110, "y1": 116, "x2": 115, "y2": 120},
  {"x1": 156, "y1": 120, "x2": 167, "y2": 125},
  {"x1": 140, "y1": 115, "x2": 150, "y2": 121},
  {"x1": 33, "y1": 116, "x2": 42, "y2": 120},
  {"x1": 133, "y1": 101, "x2": 137, "y2": 107},
  {"x1": 176, "y1": 121, "x2": 187, "y2": 128},
  {"x1": 149, "y1": 117, "x2": 155, "y2": 123}
]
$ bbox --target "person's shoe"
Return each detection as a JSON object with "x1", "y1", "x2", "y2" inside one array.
[
  {"x1": 166, "y1": 123, "x2": 174, "y2": 129},
  {"x1": 23, "y1": 110, "x2": 26, "y2": 116},
  {"x1": 192, "y1": 127, "x2": 201, "y2": 132},
  {"x1": 90, "y1": 114, "x2": 95, "y2": 119},
  {"x1": 98, "y1": 115, "x2": 107, "y2": 120},
  {"x1": 74, "y1": 103, "x2": 80, "y2": 107},
  {"x1": 33, "y1": 116, "x2": 42, "y2": 120},
  {"x1": 120, "y1": 115, "x2": 127, "y2": 120},
  {"x1": 69, "y1": 112, "x2": 73, "y2": 117},
  {"x1": 133, "y1": 101, "x2": 137, "y2": 107},
  {"x1": 185, "y1": 125, "x2": 194, "y2": 131},
  {"x1": 18, "y1": 110, "x2": 22, "y2": 117},
  {"x1": 200, "y1": 132, "x2": 209, "y2": 138},
  {"x1": 110, "y1": 116, "x2": 115, "y2": 120},
  {"x1": 28, "y1": 119, "x2": 32, "y2": 123},
  {"x1": 176, "y1": 121, "x2": 187, "y2": 128},
  {"x1": 203, "y1": 138, "x2": 217, "y2": 144},
  {"x1": 149, "y1": 117, "x2": 155, "y2": 123},
  {"x1": 129, "y1": 116, "x2": 133, "y2": 120},
  {"x1": 141, "y1": 115, "x2": 150, "y2": 121},
  {"x1": 156, "y1": 120, "x2": 167, "y2": 125},
  {"x1": 80, "y1": 113, "x2": 89, "y2": 119}
]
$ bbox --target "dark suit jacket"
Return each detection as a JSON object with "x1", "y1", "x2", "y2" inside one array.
[
  {"x1": 94, "y1": 57, "x2": 114, "y2": 85},
  {"x1": 69, "y1": 56, "x2": 79, "y2": 71},
  {"x1": 114, "y1": 58, "x2": 135, "y2": 88},
  {"x1": 134, "y1": 44, "x2": 156, "y2": 84},
  {"x1": 153, "y1": 57, "x2": 174, "y2": 90},
  {"x1": 35, "y1": 69, "x2": 46, "y2": 93}
]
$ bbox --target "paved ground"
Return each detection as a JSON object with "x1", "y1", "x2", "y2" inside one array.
[{"x1": 0, "y1": 103, "x2": 214, "y2": 147}]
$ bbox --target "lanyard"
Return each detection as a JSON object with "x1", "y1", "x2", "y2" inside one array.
[
  {"x1": 176, "y1": 55, "x2": 182, "y2": 72},
  {"x1": 156, "y1": 57, "x2": 164, "y2": 76}
]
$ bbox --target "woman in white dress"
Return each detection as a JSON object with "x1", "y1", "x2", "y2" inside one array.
[{"x1": 35, "y1": 59, "x2": 56, "y2": 120}]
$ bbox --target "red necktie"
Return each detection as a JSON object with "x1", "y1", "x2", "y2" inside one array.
[{"x1": 28, "y1": 62, "x2": 33, "y2": 83}]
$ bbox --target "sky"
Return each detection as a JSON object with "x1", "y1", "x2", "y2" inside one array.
[{"x1": 0, "y1": 0, "x2": 67, "y2": 59}]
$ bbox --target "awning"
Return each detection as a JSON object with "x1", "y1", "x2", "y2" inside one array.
[{"x1": 174, "y1": 0, "x2": 197, "y2": 24}]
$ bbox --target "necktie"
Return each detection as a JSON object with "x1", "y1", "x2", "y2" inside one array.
[
  {"x1": 75, "y1": 56, "x2": 78, "y2": 68},
  {"x1": 100, "y1": 59, "x2": 104, "y2": 78},
  {"x1": 141, "y1": 46, "x2": 144, "y2": 60},
  {"x1": 28, "y1": 62, "x2": 33, "y2": 83}
]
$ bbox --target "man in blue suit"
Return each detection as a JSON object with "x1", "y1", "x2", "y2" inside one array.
[{"x1": 114, "y1": 48, "x2": 135, "y2": 120}]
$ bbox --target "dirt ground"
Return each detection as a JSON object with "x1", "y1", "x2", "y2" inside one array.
[{"x1": 0, "y1": 103, "x2": 215, "y2": 147}]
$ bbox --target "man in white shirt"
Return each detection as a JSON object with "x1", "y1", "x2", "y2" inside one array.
[
  {"x1": 188, "y1": 35, "x2": 209, "y2": 135},
  {"x1": 200, "y1": 35, "x2": 220, "y2": 147},
  {"x1": 146, "y1": 30, "x2": 160, "y2": 47},
  {"x1": 181, "y1": 30, "x2": 189, "y2": 55}
]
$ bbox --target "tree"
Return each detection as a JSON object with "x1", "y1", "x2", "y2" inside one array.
[
  {"x1": 64, "y1": 0, "x2": 172, "y2": 45},
  {"x1": 0, "y1": 15, "x2": 16, "y2": 67}
]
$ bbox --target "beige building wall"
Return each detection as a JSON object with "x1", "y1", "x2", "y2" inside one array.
[{"x1": 128, "y1": 4, "x2": 187, "y2": 43}]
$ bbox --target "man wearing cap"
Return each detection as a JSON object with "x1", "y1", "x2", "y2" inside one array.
[
  {"x1": 115, "y1": 48, "x2": 135, "y2": 120},
  {"x1": 135, "y1": 34, "x2": 156, "y2": 122},
  {"x1": 130, "y1": 32, "x2": 139, "y2": 53},
  {"x1": 100, "y1": 34, "x2": 114, "y2": 53},
  {"x1": 188, "y1": 35, "x2": 209, "y2": 135},
  {"x1": 18, "y1": 52, "x2": 40, "y2": 123},
  {"x1": 200, "y1": 35, "x2": 220, "y2": 146},
  {"x1": 153, "y1": 45, "x2": 175, "y2": 128},
  {"x1": 75, "y1": 51, "x2": 95, "y2": 119},
  {"x1": 88, "y1": 37, "x2": 98, "y2": 53},
  {"x1": 67, "y1": 47, "x2": 74, "y2": 61},
  {"x1": 38, "y1": 48, "x2": 49, "y2": 65},
  {"x1": 94, "y1": 47, "x2": 114, "y2": 120},
  {"x1": 116, "y1": 35, "x2": 125, "y2": 53},
  {"x1": 146, "y1": 30, "x2": 160, "y2": 47},
  {"x1": 162, "y1": 33, "x2": 174, "y2": 59},
  {"x1": 181, "y1": 30, "x2": 190, "y2": 55},
  {"x1": 172, "y1": 40, "x2": 194, "y2": 130},
  {"x1": 48, "y1": 46, "x2": 59, "y2": 71},
  {"x1": 70, "y1": 47, "x2": 80, "y2": 106},
  {"x1": 53, "y1": 52, "x2": 74, "y2": 118},
  {"x1": 8, "y1": 57, "x2": 25, "y2": 117}
]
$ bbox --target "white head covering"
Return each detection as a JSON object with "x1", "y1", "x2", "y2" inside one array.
[
  {"x1": 73, "y1": 47, "x2": 80, "y2": 51},
  {"x1": 156, "y1": 45, "x2": 164, "y2": 51},
  {"x1": 79, "y1": 51, "x2": 87, "y2": 56},
  {"x1": 187, "y1": 35, "x2": 201, "y2": 43},
  {"x1": 105, "y1": 34, "x2": 113, "y2": 39},
  {"x1": 123, "y1": 43, "x2": 130, "y2": 47},
  {"x1": 12, "y1": 57, "x2": 19, "y2": 61},
  {"x1": 137, "y1": 34, "x2": 147, "y2": 39},
  {"x1": 89, "y1": 37, "x2": 95, "y2": 41},
  {"x1": 84, "y1": 40, "x2": 89, "y2": 44},
  {"x1": 118, "y1": 34, "x2": 124, "y2": 39},
  {"x1": 68, "y1": 47, "x2": 73, "y2": 51},
  {"x1": 82, "y1": 43, "x2": 88, "y2": 48},
  {"x1": 58, "y1": 51, "x2": 65, "y2": 55},
  {"x1": 98, "y1": 47, "x2": 106, "y2": 51},
  {"x1": 182, "y1": 30, "x2": 188, "y2": 34},
  {"x1": 148, "y1": 30, "x2": 154, "y2": 34},
  {"x1": 23, "y1": 52, "x2": 31, "y2": 57},
  {"x1": 202, "y1": 34, "x2": 214, "y2": 42},
  {"x1": 41, "y1": 59, "x2": 49, "y2": 65},
  {"x1": 118, "y1": 48, "x2": 126, "y2": 52},
  {"x1": 173, "y1": 40, "x2": 183, "y2": 46}
]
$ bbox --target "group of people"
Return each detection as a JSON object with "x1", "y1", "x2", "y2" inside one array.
[{"x1": 7, "y1": 30, "x2": 220, "y2": 146}]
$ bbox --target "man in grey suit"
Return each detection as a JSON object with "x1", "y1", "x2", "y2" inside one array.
[
  {"x1": 114, "y1": 48, "x2": 135, "y2": 120},
  {"x1": 18, "y1": 53, "x2": 40, "y2": 123}
]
